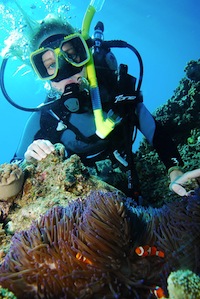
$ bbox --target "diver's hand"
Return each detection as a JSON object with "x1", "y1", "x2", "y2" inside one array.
[
  {"x1": 169, "y1": 168, "x2": 200, "y2": 196},
  {"x1": 24, "y1": 139, "x2": 55, "y2": 162}
]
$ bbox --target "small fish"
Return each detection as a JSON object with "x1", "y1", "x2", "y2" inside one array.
[
  {"x1": 75, "y1": 252, "x2": 93, "y2": 265},
  {"x1": 135, "y1": 245, "x2": 165, "y2": 258},
  {"x1": 150, "y1": 286, "x2": 166, "y2": 298}
]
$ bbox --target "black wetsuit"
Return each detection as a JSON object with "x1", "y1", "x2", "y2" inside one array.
[{"x1": 12, "y1": 84, "x2": 183, "y2": 171}]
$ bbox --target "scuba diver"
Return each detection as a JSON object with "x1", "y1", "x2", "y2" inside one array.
[{"x1": 1, "y1": 2, "x2": 199, "y2": 199}]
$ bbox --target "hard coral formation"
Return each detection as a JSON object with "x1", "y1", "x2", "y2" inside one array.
[
  {"x1": 0, "y1": 163, "x2": 24, "y2": 200},
  {"x1": 22, "y1": 143, "x2": 90, "y2": 198},
  {"x1": 185, "y1": 59, "x2": 200, "y2": 82},
  {"x1": 0, "y1": 191, "x2": 165, "y2": 299},
  {"x1": 167, "y1": 270, "x2": 200, "y2": 299},
  {"x1": 134, "y1": 59, "x2": 200, "y2": 205},
  {"x1": 0, "y1": 163, "x2": 24, "y2": 222},
  {"x1": 0, "y1": 286, "x2": 16, "y2": 299},
  {"x1": 1, "y1": 144, "x2": 117, "y2": 239}
]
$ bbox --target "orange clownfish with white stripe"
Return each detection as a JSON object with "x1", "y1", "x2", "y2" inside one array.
[
  {"x1": 135, "y1": 245, "x2": 165, "y2": 258},
  {"x1": 150, "y1": 286, "x2": 166, "y2": 298},
  {"x1": 75, "y1": 252, "x2": 93, "y2": 265}
]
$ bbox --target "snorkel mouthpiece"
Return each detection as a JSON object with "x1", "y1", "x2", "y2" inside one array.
[{"x1": 82, "y1": 0, "x2": 119, "y2": 139}]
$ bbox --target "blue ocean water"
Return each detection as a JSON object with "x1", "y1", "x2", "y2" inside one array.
[{"x1": 0, "y1": 0, "x2": 200, "y2": 164}]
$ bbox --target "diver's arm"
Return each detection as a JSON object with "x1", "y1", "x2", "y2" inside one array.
[
  {"x1": 135, "y1": 103, "x2": 200, "y2": 196},
  {"x1": 135, "y1": 102, "x2": 183, "y2": 169},
  {"x1": 134, "y1": 102, "x2": 200, "y2": 196},
  {"x1": 11, "y1": 110, "x2": 57, "y2": 163},
  {"x1": 152, "y1": 120, "x2": 184, "y2": 170}
]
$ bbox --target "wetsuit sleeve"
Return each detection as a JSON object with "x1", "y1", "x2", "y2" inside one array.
[
  {"x1": 10, "y1": 111, "x2": 42, "y2": 163},
  {"x1": 152, "y1": 121, "x2": 184, "y2": 169},
  {"x1": 11, "y1": 110, "x2": 62, "y2": 163},
  {"x1": 135, "y1": 102, "x2": 183, "y2": 170}
]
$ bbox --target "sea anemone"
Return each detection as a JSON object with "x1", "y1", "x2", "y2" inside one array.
[
  {"x1": 153, "y1": 188, "x2": 200, "y2": 272},
  {"x1": 0, "y1": 191, "x2": 165, "y2": 299}
]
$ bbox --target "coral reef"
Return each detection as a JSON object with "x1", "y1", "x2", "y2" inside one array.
[
  {"x1": 0, "y1": 144, "x2": 118, "y2": 262},
  {"x1": 167, "y1": 269, "x2": 200, "y2": 299},
  {"x1": 0, "y1": 286, "x2": 16, "y2": 299},
  {"x1": 185, "y1": 59, "x2": 200, "y2": 82},
  {"x1": 0, "y1": 164, "x2": 24, "y2": 200},
  {"x1": 134, "y1": 59, "x2": 200, "y2": 206},
  {"x1": 0, "y1": 163, "x2": 24, "y2": 226},
  {"x1": 0, "y1": 163, "x2": 24, "y2": 220}
]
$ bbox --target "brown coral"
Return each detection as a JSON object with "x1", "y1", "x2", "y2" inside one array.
[
  {"x1": 0, "y1": 163, "x2": 24, "y2": 221},
  {"x1": 0, "y1": 163, "x2": 24, "y2": 200},
  {"x1": 0, "y1": 191, "x2": 165, "y2": 299}
]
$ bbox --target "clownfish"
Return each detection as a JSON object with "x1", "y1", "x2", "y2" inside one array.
[
  {"x1": 135, "y1": 245, "x2": 165, "y2": 258},
  {"x1": 150, "y1": 286, "x2": 166, "y2": 298},
  {"x1": 75, "y1": 252, "x2": 93, "y2": 265}
]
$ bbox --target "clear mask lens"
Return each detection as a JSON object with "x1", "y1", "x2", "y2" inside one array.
[{"x1": 60, "y1": 36, "x2": 89, "y2": 66}]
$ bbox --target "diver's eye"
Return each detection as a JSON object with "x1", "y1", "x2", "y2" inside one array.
[
  {"x1": 48, "y1": 62, "x2": 56, "y2": 69},
  {"x1": 67, "y1": 53, "x2": 78, "y2": 61},
  {"x1": 42, "y1": 50, "x2": 57, "y2": 75}
]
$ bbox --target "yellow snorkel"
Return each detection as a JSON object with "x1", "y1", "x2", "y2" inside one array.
[{"x1": 82, "y1": 0, "x2": 119, "y2": 139}]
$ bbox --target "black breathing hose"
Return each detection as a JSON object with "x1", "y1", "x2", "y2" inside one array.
[
  {"x1": 102, "y1": 40, "x2": 144, "y2": 93},
  {"x1": 0, "y1": 55, "x2": 57, "y2": 112}
]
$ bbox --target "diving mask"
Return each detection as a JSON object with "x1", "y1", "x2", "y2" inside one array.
[{"x1": 30, "y1": 33, "x2": 90, "y2": 80}]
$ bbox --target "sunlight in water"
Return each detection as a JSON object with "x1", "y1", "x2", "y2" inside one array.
[{"x1": 0, "y1": 0, "x2": 73, "y2": 50}]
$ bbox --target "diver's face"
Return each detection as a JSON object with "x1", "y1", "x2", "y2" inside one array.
[
  {"x1": 42, "y1": 41, "x2": 81, "y2": 77},
  {"x1": 50, "y1": 68, "x2": 87, "y2": 94}
]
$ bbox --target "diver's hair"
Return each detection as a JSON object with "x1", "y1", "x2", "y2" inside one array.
[
  {"x1": 31, "y1": 14, "x2": 75, "y2": 51},
  {"x1": 2, "y1": 13, "x2": 76, "y2": 61}
]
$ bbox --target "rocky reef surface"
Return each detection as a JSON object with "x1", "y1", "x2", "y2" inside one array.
[
  {"x1": 0, "y1": 60, "x2": 199, "y2": 298},
  {"x1": 0, "y1": 144, "x2": 118, "y2": 261},
  {"x1": 134, "y1": 59, "x2": 200, "y2": 206}
]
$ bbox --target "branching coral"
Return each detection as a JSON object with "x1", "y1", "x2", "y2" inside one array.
[{"x1": 0, "y1": 191, "x2": 165, "y2": 299}]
